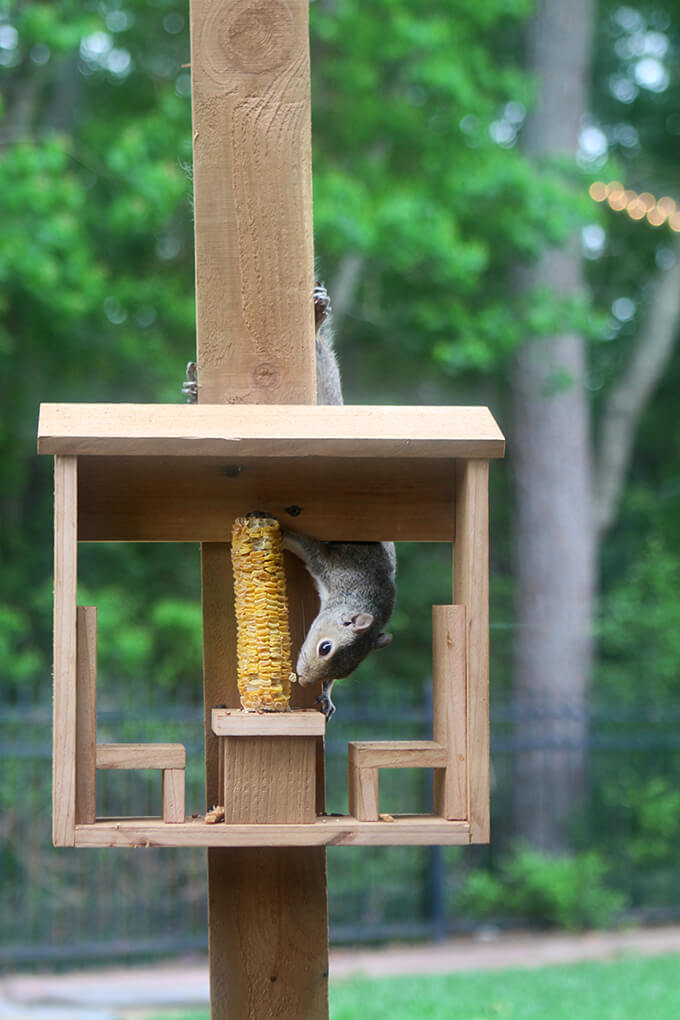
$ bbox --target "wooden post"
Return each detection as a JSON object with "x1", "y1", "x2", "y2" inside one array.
[
  {"x1": 76, "y1": 606, "x2": 97, "y2": 825},
  {"x1": 189, "y1": 1, "x2": 328, "y2": 1016},
  {"x1": 432, "y1": 605, "x2": 467, "y2": 821},
  {"x1": 190, "y1": 0, "x2": 316, "y2": 406},
  {"x1": 53, "y1": 457, "x2": 78, "y2": 847},
  {"x1": 453, "y1": 460, "x2": 490, "y2": 843}
]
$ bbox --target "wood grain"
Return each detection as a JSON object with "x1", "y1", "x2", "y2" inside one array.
[
  {"x1": 201, "y1": 543, "x2": 238, "y2": 808},
  {"x1": 76, "y1": 454, "x2": 455, "y2": 543},
  {"x1": 432, "y1": 605, "x2": 468, "y2": 821},
  {"x1": 162, "y1": 769, "x2": 186, "y2": 824},
  {"x1": 190, "y1": 0, "x2": 316, "y2": 405},
  {"x1": 348, "y1": 741, "x2": 448, "y2": 769},
  {"x1": 212, "y1": 708, "x2": 325, "y2": 736},
  {"x1": 347, "y1": 763, "x2": 379, "y2": 822},
  {"x1": 53, "y1": 456, "x2": 78, "y2": 847},
  {"x1": 74, "y1": 815, "x2": 472, "y2": 847},
  {"x1": 38, "y1": 403, "x2": 505, "y2": 458},
  {"x1": 188, "y1": 0, "x2": 331, "y2": 1010},
  {"x1": 76, "y1": 606, "x2": 97, "y2": 825},
  {"x1": 223, "y1": 736, "x2": 318, "y2": 823},
  {"x1": 95, "y1": 744, "x2": 186, "y2": 770},
  {"x1": 454, "y1": 460, "x2": 490, "y2": 843}
]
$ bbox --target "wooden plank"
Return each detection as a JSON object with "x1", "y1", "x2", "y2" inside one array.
[
  {"x1": 349, "y1": 741, "x2": 447, "y2": 769},
  {"x1": 347, "y1": 763, "x2": 379, "y2": 821},
  {"x1": 53, "y1": 456, "x2": 78, "y2": 847},
  {"x1": 191, "y1": 0, "x2": 316, "y2": 405},
  {"x1": 189, "y1": 0, "x2": 330, "y2": 1011},
  {"x1": 76, "y1": 606, "x2": 97, "y2": 825},
  {"x1": 212, "y1": 708, "x2": 325, "y2": 737},
  {"x1": 76, "y1": 454, "x2": 455, "y2": 543},
  {"x1": 95, "y1": 744, "x2": 186, "y2": 770},
  {"x1": 74, "y1": 815, "x2": 472, "y2": 847},
  {"x1": 208, "y1": 847, "x2": 328, "y2": 1018},
  {"x1": 38, "y1": 403, "x2": 506, "y2": 459},
  {"x1": 454, "y1": 460, "x2": 490, "y2": 843},
  {"x1": 201, "y1": 543, "x2": 238, "y2": 807},
  {"x1": 432, "y1": 605, "x2": 468, "y2": 820},
  {"x1": 162, "y1": 769, "x2": 186, "y2": 824},
  {"x1": 223, "y1": 736, "x2": 318, "y2": 823},
  {"x1": 198, "y1": 442, "x2": 329, "y2": 1018}
]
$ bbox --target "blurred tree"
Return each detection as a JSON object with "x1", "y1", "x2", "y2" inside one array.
[
  {"x1": 510, "y1": 0, "x2": 680, "y2": 852},
  {"x1": 510, "y1": 0, "x2": 597, "y2": 853}
]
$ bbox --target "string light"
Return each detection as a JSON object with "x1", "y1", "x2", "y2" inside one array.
[{"x1": 589, "y1": 181, "x2": 680, "y2": 230}]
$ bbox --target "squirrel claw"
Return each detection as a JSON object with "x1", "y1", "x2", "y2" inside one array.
[
  {"x1": 313, "y1": 281, "x2": 331, "y2": 331},
  {"x1": 183, "y1": 362, "x2": 198, "y2": 403},
  {"x1": 316, "y1": 682, "x2": 336, "y2": 721}
]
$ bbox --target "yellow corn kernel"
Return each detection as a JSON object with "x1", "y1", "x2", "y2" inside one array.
[{"x1": 231, "y1": 515, "x2": 294, "y2": 711}]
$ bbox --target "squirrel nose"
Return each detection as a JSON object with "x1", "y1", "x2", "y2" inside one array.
[{"x1": 295, "y1": 652, "x2": 312, "y2": 686}]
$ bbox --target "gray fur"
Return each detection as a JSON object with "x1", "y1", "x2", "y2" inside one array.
[
  {"x1": 282, "y1": 531, "x2": 397, "y2": 717},
  {"x1": 283, "y1": 282, "x2": 397, "y2": 718}
]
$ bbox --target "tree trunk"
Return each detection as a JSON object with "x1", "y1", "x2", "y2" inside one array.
[
  {"x1": 511, "y1": 0, "x2": 596, "y2": 852},
  {"x1": 594, "y1": 234, "x2": 680, "y2": 536}
]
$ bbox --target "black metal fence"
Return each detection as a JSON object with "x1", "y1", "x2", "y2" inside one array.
[{"x1": 2, "y1": 680, "x2": 680, "y2": 969}]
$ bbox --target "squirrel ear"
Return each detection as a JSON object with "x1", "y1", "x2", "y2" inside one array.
[
  {"x1": 375, "y1": 632, "x2": 392, "y2": 649},
  {"x1": 343, "y1": 612, "x2": 373, "y2": 632}
]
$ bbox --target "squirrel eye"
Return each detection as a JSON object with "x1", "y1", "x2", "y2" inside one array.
[{"x1": 318, "y1": 640, "x2": 333, "y2": 657}]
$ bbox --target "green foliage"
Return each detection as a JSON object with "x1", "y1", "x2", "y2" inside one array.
[
  {"x1": 457, "y1": 845, "x2": 626, "y2": 930},
  {"x1": 597, "y1": 538, "x2": 680, "y2": 705},
  {"x1": 0, "y1": 0, "x2": 196, "y2": 698},
  {"x1": 309, "y1": 0, "x2": 590, "y2": 391}
]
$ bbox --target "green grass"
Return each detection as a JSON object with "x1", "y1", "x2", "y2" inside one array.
[{"x1": 150, "y1": 952, "x2": 680, "y2": 1020}]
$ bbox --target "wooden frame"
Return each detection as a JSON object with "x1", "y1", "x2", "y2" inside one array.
[
  {"x1": 348, "y1": 605, "x2": 468, "y2": 823},
  {"x1": 44, "y1": 428, "x2": 499, "y2": 849},
  {"x1": 37, "y1": 404, "x2": 502, "y2": 543},
  {"x1": 53, "y1": 572, "x2": 189, "y2": 841}
]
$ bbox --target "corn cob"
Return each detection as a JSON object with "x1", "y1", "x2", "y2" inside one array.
[{"x1": 231, "y1": 514, "x2": 295, "y2": 711}]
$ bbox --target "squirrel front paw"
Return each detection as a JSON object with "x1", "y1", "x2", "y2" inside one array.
[
  {"x1": 313, "y1": 281, "x2": 331, "y2": 332},
  {"x1": 182, "y1": 361, "x2": 198, "y2": 403},
  {"x1": 316, "y1": 679, "x2": 336, "y2": 721}
]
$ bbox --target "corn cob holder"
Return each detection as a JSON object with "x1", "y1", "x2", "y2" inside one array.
[{"x1": 231, "y1": 513, "x2": 295, "y2": 712}]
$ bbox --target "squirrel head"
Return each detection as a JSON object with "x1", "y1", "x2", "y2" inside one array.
[{"x1": 295, "y1": 609, "x2": 392, "y2": 687}]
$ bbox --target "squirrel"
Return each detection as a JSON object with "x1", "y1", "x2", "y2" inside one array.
[{"x1": 183, "y1": 283, "x2": 397, "y2": 719}]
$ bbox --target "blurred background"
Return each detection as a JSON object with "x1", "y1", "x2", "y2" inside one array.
[{"x1": 1, "y1": 0, "x2": 680, "y2": 971}]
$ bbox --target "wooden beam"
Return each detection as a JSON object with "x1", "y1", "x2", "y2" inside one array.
[
  {"x1": 347, "y1": 763, "x2": 379, "y2": 822},
  {"x1": 189, "y1": 0, "x2": 328, "y2": 1012},
  {"x1": 190, "y1": 0, "x2": 316, "y2": 405},
  {"x1": 212, "y1": 708, "x2": 325, "y2": 737},
  {"x1": 162, "y1": 769, "x2": 186, "y2": 824},
  {"x1": 454, "y1": 460, "x2": 490, "y2": 843},
  {"x1": 432, "y1": 605, "x2": 468, "y2": 820},
  {"x1": 348, "y1": 741, "x2": 448, "y2": 769},
  {"x1": 76, "y1": 606, "x2": 97, "y2": 825},
  {"x1": 38, "y1": 403, "x2": 506, "y2": 459},
  {"x1": 73, "y1": 815, "x2": 472, "y2": 847},
  {"x1": 95, "y1": 744, "x2": 186, "y2": 770},
  {"x1": 76, "y1": 453, "x2": 456, "y2": 543},
  {"x1": 53, "y1": 456, "x2": 78, "y2": 847}
]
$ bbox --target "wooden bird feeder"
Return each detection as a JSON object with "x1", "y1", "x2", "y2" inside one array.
[{"x1": 38, "y1": 2, "x2": 504, "y2": 1017}]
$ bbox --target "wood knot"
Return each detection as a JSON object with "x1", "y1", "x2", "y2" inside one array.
[
  {"x1": 253, "y1": 361, "x2": 280, "y2": 390},
  {"x1": 222, "y1": 0, "x2": 294, "y2": 72}
]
